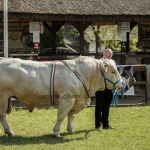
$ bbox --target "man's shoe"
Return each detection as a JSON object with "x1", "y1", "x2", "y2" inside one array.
[
  {"x1": 95, "y1": 126, "x2": 102, "y2": 131},
  {"x1": 103, "y1": 126, "x2": 114, "y2": 129}
]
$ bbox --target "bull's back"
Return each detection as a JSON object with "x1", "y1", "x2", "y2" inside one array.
[{"x1": 0, "y1": 59, "x2": 51, "y2": 100}]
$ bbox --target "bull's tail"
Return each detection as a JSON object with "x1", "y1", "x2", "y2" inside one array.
[{"x1": 7, "y1": 97, "x2": 12, "y2": 114}]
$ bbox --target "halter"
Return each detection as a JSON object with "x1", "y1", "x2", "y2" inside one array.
[
  {"x1": 102, "y1": 72, "x2": 120, "y2": 90},
  {"x1": 102, "y1": 72, "x2": 121, "y2": 107}
]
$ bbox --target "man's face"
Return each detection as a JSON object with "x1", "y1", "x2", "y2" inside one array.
[{"x1": 103, "y1": 52, "x2": 112, "y2": 60}]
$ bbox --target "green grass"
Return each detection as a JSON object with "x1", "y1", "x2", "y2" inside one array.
[{"x1": 0, "y1": 106, "x2": 150, "y2": 150}]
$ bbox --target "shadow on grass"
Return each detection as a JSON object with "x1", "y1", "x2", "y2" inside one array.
[
  {"x1": 0, "y1": 129, "x2": 94, "y2": 145},
  {"x1": 61, "y1": 129, "x2": 94, "y2": 139}
]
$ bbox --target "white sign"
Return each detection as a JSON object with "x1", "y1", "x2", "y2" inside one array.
[
  {"x1": 29, "y1": 22, "x2": 40, "y2": 33},
  {"x1": 120, "y1": 22, "x2": 130, "y2": 32},
  {"x1": 120, "y1": 32, "x2": 126, "y2": 41},
  {"x1": 33, "y1": 33, "x2": 40, "y2": 42}
]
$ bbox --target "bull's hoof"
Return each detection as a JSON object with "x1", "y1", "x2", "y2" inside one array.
[
  {"x1": 68, "y1": 131, "x2": 75, "y2": 134},
  {"x1": 67, "y1": 129, "x2": 75, "y2": 134},
  {"x1": 53, "y1": 134, "x2": 60, "y2": 138},
  {"x1": 5, "y1": 131, "x2": 14, "y2": 136}
]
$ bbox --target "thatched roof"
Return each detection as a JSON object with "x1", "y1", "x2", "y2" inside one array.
[{"x1": 0, "y1": 0, "x2": 150, "y2": 22}]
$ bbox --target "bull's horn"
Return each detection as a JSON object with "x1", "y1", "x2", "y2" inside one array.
[{"x1": 100, "y1": 61, "x2": 107, "y2": 72}]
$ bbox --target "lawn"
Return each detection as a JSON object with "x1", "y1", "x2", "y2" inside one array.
[{"x1": 0, "y1": 106, "x2": 150, "y2": 150}]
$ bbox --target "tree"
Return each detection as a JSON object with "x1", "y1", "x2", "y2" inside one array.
[
  {"x1": 85, "y1": 25, "x2": 121, "y2": 52},
  {"x1": 92, "y1": 26, "x2": 101, "y2": 53}
]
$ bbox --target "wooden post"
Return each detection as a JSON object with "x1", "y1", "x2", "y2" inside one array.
[
  {"x1": 121, "y1": 42, "x2": 126, "y2": 65},
  {"x1": 51, "y1": 32, "x2": 56, "y2": 55},
  {"x1": 4, "y1": 0, "x2": 8, "y2": 58},
  {"x1": 146, "y1": 65, "x2": 150, "y2": 102},
  {"x1": 126, "y1": 32, "x2": 129, "y2": 52},
  {"x1": 80, "y1": 23, "x2": 84, "y2": 55}
]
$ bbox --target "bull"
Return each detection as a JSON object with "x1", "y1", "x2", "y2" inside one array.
[{"x1": 0, "y1": 56, "x2": 122, "y2": 137}]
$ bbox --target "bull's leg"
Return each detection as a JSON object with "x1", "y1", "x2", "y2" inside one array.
[
  {"x1": 67, "y1": 101, "x2": 85, "y2": 134},
  {"x1": 0, "y1": 112, "x2": 14, "y2": 136},
  {"x1": 0, "y1": 95, "x2": 14, "y2": 136},
  {"x1": 67, "y1": 113, "x2": 75, "y2": 134},
  {"x1": 53, "y1": 97, "x2": 75, "y2": 137}
]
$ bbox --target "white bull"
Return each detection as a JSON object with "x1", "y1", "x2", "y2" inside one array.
[{"x1": 0, "y1": 56, "x2": 122, "y2": 137}]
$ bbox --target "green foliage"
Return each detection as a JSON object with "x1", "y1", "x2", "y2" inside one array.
[
  {"x1": 130, "y1": 25, "x2": 138, "y2": 40},
  {"x1": 40, "y1": 28, "x2": 51, "y2": 49},
  {"x1": 103, "y1": 40, "x2": 121, "y2": 51},
  {"x1": 129, "y1": 26, "x2": 139, "y2": 51},
  {"x1": 98, "y1": 25, "x2": 120, "y2": 40},
  {"x1": 40, "y1": 27, "x2": 65, "y2": 49},
  {"x1": 55, "y1": 27, "x2": 65, "y2": 47},
  {"x1": 130, "y1": 39, "x2": 138, "y2": 51},
  {"x1": 0, "y1": 107, "x2": 150, "y2": 150},
  {"x1": 69, "y1": 28, "x2": 79, "y2": 38}
]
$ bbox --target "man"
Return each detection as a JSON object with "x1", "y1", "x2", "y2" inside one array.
[{"x1": 95, "y1": 48, "x2": 116, "y2": 131}]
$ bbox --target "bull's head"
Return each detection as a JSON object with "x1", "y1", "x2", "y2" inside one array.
[{"x1": 100, "y1": 59, "x2": 123, "y2": 90}]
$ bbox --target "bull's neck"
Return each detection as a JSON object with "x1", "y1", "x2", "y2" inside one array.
[{"x1": 82, "y1": 63, "x2": 105, "y2": 97}]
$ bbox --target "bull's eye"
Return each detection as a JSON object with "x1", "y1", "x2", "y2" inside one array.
[{"x1": 112, "y1": 72, "x2": 115, "y2": 74}]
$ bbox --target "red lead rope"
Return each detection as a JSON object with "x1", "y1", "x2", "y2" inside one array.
[{"x1": 50, "y1": 61, "x2": 56, "y2": 105}]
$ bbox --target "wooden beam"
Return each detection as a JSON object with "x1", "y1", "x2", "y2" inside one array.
[
  {"x1": 56, "y1": 21, "x2": 66, "y2": 32},
  {"x1": 69, "y1": 21, "x2": 80, "y2": 32},
  {"x1": 83, "y1": 22, "x2": 92, "y2": 30},
  {"x1": 130, "y1": 22, "x2": 138, "y2": 30},
  {"x1": 43, "y1": 21, "x2": 52, "y2": 33}
]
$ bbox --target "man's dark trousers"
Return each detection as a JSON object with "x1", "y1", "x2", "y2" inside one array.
[{"x1": 95, "y1": 88, "x2": 113, "y2": 128}]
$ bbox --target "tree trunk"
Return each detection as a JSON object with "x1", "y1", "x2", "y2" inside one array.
[{"x1": 92, "y1": 26, "x2": 101, "y2": 53}]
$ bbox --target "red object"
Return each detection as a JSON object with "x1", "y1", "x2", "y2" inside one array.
[{"x1": 34, "y1": 42, "x2": 39, "y2": 50}]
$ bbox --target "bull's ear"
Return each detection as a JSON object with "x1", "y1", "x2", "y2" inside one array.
[{"x1": 100, "y1": 62, "x2": 108, "y2": 72}]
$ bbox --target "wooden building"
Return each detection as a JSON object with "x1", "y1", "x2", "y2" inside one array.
[{"x1": 0, "y1": 0, "x2": 150, "y2": 55}]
